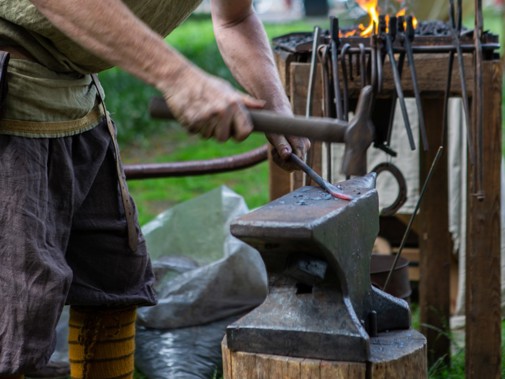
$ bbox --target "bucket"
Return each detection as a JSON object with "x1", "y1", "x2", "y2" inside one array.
[{"x1": 370, "y1": 253, "x2": 412, "y2": 300}]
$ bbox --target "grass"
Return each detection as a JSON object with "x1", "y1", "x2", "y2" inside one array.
[{"x1": 95, "y1": 11, "x2": 505, "y2": 379}]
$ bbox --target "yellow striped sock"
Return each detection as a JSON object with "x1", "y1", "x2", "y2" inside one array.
[{"x1": 68, "y1": 306, "x2": 137, "y2": 379}]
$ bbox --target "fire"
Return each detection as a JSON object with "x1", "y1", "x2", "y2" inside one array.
[
  {"x1": 352, "y1": 0, "x2": 417, "y2": 37},
  {"x1": 356, "y1": 0, "x2": 379, "y2": 36}
]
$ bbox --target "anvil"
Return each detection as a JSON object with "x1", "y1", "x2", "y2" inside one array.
[{"x1": 226, "y1": 174, "x2": 410, "y2": 362}]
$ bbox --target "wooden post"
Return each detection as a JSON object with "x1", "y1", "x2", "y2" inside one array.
[
  {"x1": 465, "y1": 60, "x2": 502, "y2": 379},
  {"x1": 418, "y1": 97, "x2": 452, "y2": 365}
]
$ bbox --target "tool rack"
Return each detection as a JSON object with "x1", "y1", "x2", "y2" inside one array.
[{"x1": 271, "y1": 50, "x2": 502, "y2": 378}]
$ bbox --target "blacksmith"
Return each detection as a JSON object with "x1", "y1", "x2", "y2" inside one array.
[{"x1": 0, "y1": 1, "x2": 309, "y2": 378}]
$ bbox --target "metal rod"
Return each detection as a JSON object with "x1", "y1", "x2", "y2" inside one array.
[
  {"x1": 383, "y1": 146, "x2": 444, "y2": 292},
  {"x1": 330, "y1": 17, "x2": 344, "y2": 120},
  {"x1": 124, "y1": 145, "x2": 268, "y2": 180},
  {"x1": 404, "y1": 16, "x2": 429, "y2": 151},
  {"x1": 340, "y1": 43, "x2": 352, "y2": 120},
  {"x1": 306, "y1": 26, "x2": 321, "y2": 118},
  {"x1": 449, "y1": 0, "x2": 476, "y2": 166},
  {"x1": 384, "y1": 30, "x2": 416, "y2": 150},
  {"x1": 306, "y1": 26, "x2": 322, "y2": 186},
  {"x1": 290, "y1": 153, "x2": 352, "y2": 201}
]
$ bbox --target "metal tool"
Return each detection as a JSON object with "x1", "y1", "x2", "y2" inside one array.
[
  {"x1": 330, "y1": 16, "x2": 344, "y2": 120},
  {"x1": 402, "y1": 16, "x2": 429, "y2": 151},
  {"x1": 290, "y1": 153, "x2": 353, "y2": 200},
  {"x1": 382, "y1": 15, "x2": 415, "y2": 151},
  {"x1": 448, "y1": 0, "x2": 475, "y2": 165},
  {"x1": 473, "y1": 0, "x2": 485, "y2": 199},
  {"x1": 305, "y1": 26, "x2": 322, "y2": 186},
  {"x1": 370, "y1": 17, "x2": 398, "y2": 157},
  {"x1": 306, "y1": 26, "x2": 321, "y2": 118},
  {"x1": 383, "y1": 17, "x2": 406, "y2": 149},
  {"x1": 149, "y1": 85, "x2": 375, "y2": 177},
  {"x1": 370, "y1": 161, "x2": 407, "y2": 216},
  {"x1": 226, "y1": 174, "x2": 411, "y2": 362},
  {"x1": 358, "y1": 43, "x2": 367, "y2": 88},
  {"x1": 340, "y1": 43, "x2": 352, "y2": 121}
]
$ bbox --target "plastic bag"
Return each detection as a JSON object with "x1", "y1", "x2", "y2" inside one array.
[{"x1": 135, "y1": 186, "x2": 268, "y2": 378}]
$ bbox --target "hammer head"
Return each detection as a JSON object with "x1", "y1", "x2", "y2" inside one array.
[{"x1": 342, "y1": 85, "x2": 375, "y2": 177}]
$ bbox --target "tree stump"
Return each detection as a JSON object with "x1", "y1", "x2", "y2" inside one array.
[{"x1": 222, "y1": 329, "x2": 427, "y2": 379}]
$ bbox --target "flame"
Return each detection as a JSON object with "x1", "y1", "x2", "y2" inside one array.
[
  {"x1": 356, "y1": 0, "x2": 379, "y2": 36},
  {"x1": 350, "y1": 1, "x2": 417, "y2": 37}
]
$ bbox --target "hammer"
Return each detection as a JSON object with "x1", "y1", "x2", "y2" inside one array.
[{"x1": 149, "y1": 85, "x2": 374, "y2": 177}]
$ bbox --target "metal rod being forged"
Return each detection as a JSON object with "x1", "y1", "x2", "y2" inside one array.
[{"x1": 383, "y1": 146, "x2": 444, "y2": 292}]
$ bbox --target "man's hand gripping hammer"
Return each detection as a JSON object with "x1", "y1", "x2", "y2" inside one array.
[{"x1": 150, "y1": 85, "x2": 374, "y2": 177}]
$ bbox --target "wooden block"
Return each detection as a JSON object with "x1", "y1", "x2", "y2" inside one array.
[{"x1": 222, "y1": 330, "x2": 425, "y2": 379}]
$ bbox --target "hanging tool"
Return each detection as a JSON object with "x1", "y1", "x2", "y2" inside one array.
[
  {"x1": 371, "y1": 19, "x2": 398, "y2": 157},
  {"x1": 340, "y1": 43, "x2": 352, "y2": 121},
  {"x1": 330, "y1": 16, "x2": 344, "y2": 120},
  {"x1": 305, "y1": 26, "x2": 323, "y2": 186},
  {"x1": 290, "y1": 153, "x2": 353, "y2": 201},
  {"x1": 358, "y1": 43, "x2": 367, "y2": 88},
  {"x1": 403, "y1": 15, "x2": 429, "y2": 151},
  {"x1": 382, "y1": 15, "x2": 416, "y2": 151},
  {"x1": 306, "y1": 26, "x2": 322, "y2": 118},
  {"x1": 447, "y1": 0, "x2": 475, "y2": 166},
  {"x1": 384, "y1": 16, "x2": 406, "y2": 148}
]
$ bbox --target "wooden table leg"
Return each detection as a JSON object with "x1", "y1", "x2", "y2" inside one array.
[
  {"x1": 465, "y1": 60, "x2": 502, "y2": 379},
  {"x1": 419, "y1": 97, "x2": 452, "y2": 366}
]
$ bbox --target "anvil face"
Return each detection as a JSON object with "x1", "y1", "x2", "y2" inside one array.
[{"x1": 227, "y1": 174, "x2": 410, "y2": 362}]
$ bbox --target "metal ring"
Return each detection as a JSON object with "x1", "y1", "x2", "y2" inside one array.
[{"x1": 371, "y1": 162, "x2": 407, "y2": 216}]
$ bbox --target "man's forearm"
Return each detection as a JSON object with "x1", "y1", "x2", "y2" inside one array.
[{"x1": 212, "y1": 10, "x2": 292, "y2": 114}]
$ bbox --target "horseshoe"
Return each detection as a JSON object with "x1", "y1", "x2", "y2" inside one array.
[{"x1": 371, "y1": 162, "x2": 407, "y2": 216}]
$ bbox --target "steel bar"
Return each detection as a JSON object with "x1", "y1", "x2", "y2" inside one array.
[
  {"x1": 340, "y1": 43, "x2": 352, "y2": 120},
  {"x1": 359, "y1": 43, "x2": 367, "y2": 88},
  {"x1": 306, "y1": 26, "x2": 321, "y2": 118},
  {"x1": 449, "y1": 0, "x2": 476, "y2": 165},
  {"x1": 383, "y1": 146, "x2": 444, "y2": 292},
  {"x1": 305, "y1": 26, "x2": 322, "y2": 186},
  {"x1": 124, "y1": 145, "x2": 268, "y2": 180}
]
